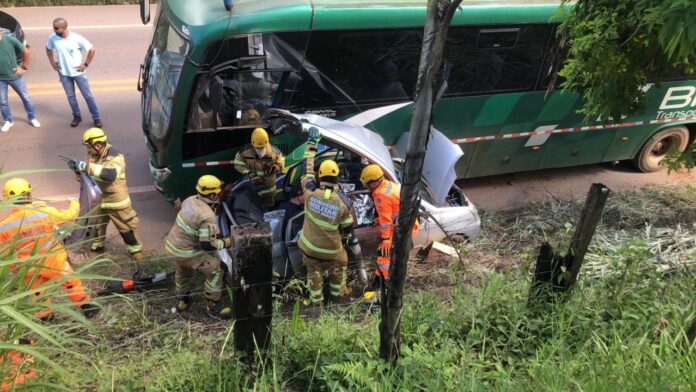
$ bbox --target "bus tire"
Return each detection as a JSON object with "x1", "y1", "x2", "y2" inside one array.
[{"x1": 632, "y1": 126, "x2": 690, "y2": 172}]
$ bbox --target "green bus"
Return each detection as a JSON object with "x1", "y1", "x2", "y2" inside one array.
[{"x1": 138, "y1": 0, "x2": 695, "y2": 202}]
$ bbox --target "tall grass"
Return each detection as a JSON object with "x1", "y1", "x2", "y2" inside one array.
[{"x1": 0, "y1": 176, "x2": 112, "y2": 390}]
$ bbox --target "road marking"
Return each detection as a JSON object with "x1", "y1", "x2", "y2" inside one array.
[
  {"x1": 26, "y1": 79, "x2": 138, "y2": 89},
  {"x1": 27, "y1": 86, "x2": 137, "y2": 96},
  {"x1": 23, "y1": 24, "x2": 152, "y2": 31},
  {"x1": 8, "y1": 78, "x2": 138, "y2": 97}
]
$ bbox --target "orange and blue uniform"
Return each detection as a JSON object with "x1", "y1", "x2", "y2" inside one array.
[
  {"x1": 0, "y1": 199, "x2": 89, "y2": 318},
  {"x1": 372, "y1": 179, "x2": 419, "y2": 280}
]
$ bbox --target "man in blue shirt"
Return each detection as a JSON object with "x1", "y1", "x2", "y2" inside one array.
[
  {"x1": 0, "y1": 31, "x2": 40, "y2": 133},
  {"x1": 45, "y1": 18, "x2": 102, "y2": 128}
]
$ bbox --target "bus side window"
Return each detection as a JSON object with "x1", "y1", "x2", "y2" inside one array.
[
  {"x1": 304, "y1": 29, "x2": 422, "y2": 106},
  {"x1": 445, "y1": 25, "x2": 551, "y2": 96}
]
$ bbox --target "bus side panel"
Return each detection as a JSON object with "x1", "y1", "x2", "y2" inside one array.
[{"x1": 603, "y1": 81, "x2": 696, "y2": 161}]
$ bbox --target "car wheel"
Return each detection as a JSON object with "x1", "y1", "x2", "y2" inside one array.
[{"x1": 633, "y1": 126, "x2": 690, "y2": 172}]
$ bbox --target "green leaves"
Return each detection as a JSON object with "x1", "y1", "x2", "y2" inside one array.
[{"x1": 559, "y1": 0, "x2": 696, "y2": 121}]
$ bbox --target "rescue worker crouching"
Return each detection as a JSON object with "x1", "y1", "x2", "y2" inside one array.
[
  {"x1": 360, "y1": 164, "x2": 419, "y2": 293},
  {"x1": 233, "y1": 127, "x2": 284, "y2": 209},
  {"x1": 298, "y1": 127, "x2": 356, "y2": 305},
  {"x1": 67, "y1": 127, "x2": 144, "y2": 262},
  {"x1": 165, "y1": 175, "x2": 233, "y2": 319},
  {"x1": 0, "y1": 178, "x2": 99, "y2": 319}
]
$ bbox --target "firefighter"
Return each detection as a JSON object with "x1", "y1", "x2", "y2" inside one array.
[
  {"x1": 298, "y1": 127, "x2": 356, "y2": 304},
  {"x1": 66, "y1": 127, "x2": 144, "y2": 261},
  {"x1": 0, "y1": 178, "x2": 99, "y2": 319},
  {"x1": 360, "y1": 164, "x2": 419, "y2": 289},
  {"x1": 233, "y1": 127, "x2": 284, "y2": 209},
  {"x1": 165, "y1": 175, "x2": 233, "y2": 319}
]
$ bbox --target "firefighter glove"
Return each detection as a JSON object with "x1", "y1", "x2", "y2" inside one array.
[
  {"x1": 222, "y1": 237, "x2": 233, "y2": 248},
  {"x1": 307, "y1": 126, "x2": 321, "y2": 145},
  {"x1": 67, "y1": 160, "x2": 88, "y2": 173},
  {"x1": 250, "y1": 175, "x2": 262, "y2": 185},
  {"x1": 379, "y1": 239, "x2": 392, "y2": 258}
]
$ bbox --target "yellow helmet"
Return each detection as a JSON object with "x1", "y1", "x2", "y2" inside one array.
[
  {"x1": 196, "y1": 175, "x2": 223, "y2": 196},
  {"x1": 82, "y1": 127, "x2": 107, "y2": 145},
  {"x1": 3, "y1": 178, "x2": 32, "y2": 198},
  {"x1": 251, "y1": 127, "x2": 269, "y2": 148},
  {"x1": 318, "y1": 160, "x2": 339, "y2": 178},
  {"x1": 360, "y1": 164, "x2": 384, "y2": 183}
]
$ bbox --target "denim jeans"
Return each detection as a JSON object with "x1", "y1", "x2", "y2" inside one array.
[
  {"x1": 59, "y1": 73, "x2": 100, "y2": 120},
  {"x1": 0, "y1": 77, "x2": 36, "y2": 122}
]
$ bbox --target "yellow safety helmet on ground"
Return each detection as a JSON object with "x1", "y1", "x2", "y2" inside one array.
[
  {"x1": 82, "y1": 127, "x2": 107, "y2": 145},
  {"x1": 360, "y1": 164, "x2": 384, "y2": 183},
  {"x1": 251, "y1": 127, "x2": 269, "y2": 148},
  {"x1": 196, "y1": 175, "x2": 223, "y2": 196},
  {"x1": 3, "y1": 178, "x2": 32, "y2": 198},
  {"x1": 318, "y1": 160, "x2": 340, "y2": 178}
]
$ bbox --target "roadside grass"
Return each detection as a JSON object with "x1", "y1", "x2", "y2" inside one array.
[{"x1": 13, "y1": 183, "x2": 696, "y2": 390}]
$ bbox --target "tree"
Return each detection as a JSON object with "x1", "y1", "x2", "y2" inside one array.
[{"x1": 557, "y1": 0, "x2": 696, "y2": 168}]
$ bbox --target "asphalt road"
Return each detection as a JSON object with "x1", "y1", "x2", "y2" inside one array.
[{"x1": 1, "y1": 5, "x2": 694, "y2": 255}]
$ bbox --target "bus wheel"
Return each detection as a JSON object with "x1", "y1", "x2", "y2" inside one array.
[{"x1": 633, "y1": 126, "x2": 690, "y2": 172}]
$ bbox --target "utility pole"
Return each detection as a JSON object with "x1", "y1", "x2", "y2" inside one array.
[{"x1": 379, "y1": 0, "x2": 462, "y2": 364}]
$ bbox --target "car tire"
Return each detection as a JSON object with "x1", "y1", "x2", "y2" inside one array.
[{"x1": 632, "y1": 126, "x2": 690, "y2": 172}]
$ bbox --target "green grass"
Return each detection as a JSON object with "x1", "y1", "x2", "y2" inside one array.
[{"x1": 33, "y1": 183, "x2": 693, "y2": 391}]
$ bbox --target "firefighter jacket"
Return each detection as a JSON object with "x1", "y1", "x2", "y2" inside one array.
[
  {"x1": 85, "y1": 144, "x2": 131, "y2": 210},
  {"x1": 372, "y1": 179, "x2": 419, "y2": 240},
  {"x1": 0, "y1": 199, "x2": 80, "y2": 273},
  {"x1": 165, "y1": 195, "x2": 227, "y2": 258},
  {"x1": 233, "y1": 144, "x2": 284, "y2": 200},
  {"x1": 298, "y1": 143, "x2": 354, "y2": 260}
]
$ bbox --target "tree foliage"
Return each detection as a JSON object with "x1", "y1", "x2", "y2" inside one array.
[{"x1": 558, "y1": 0, "x2": 696, "y2": 122}]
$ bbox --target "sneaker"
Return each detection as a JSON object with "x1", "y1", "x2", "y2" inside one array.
[
  {"x1": 1, "y1": 121, "x2": 13, "y2": 132},
  {"x1": 70, "y1": 116, "x2": 82, "y2": 127},
  {"x1": 93, "y1": 119, "x2": 103, "y2": 128},
  {"x1": 30, "y1": 119, "x2": 41, "y2": 128}
]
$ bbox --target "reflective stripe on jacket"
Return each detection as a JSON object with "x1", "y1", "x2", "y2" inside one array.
[
  {"x1": 85, "y1": 144, "x2": 131, "y2": 210},
  {"x1": 233, "y1": 144, "x2": 284, "y2": 195},
  {"x1": 0, "y1": 200, "x2": 79, "y2": 273},
  {"x1": 298, "y1": 143, "x2": 353, "y2": 260},
  {"x1": 165, "y1": 195, "x2": 225, "y2": 258},
  {"x1": 373, "y1": 179, "x2": 419, "y2": 240}
]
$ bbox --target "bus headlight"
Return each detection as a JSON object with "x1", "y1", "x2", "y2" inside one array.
[{"x1": 149, "y1": 161, "x2": 171, "y2": 182}]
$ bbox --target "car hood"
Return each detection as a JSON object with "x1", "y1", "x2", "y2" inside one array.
[
  {"x1": 278, "y1": 111, "x2": 398, "y2": 182},
  {"x1": 391, "y1": 127, "x2": 464, "y2": 206}
]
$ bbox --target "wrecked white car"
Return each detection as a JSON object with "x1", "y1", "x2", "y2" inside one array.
[{"x1": 217, "y1": 110, "x2": 481, "y2": 280}]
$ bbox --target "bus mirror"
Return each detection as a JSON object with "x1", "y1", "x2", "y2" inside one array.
[
  {"x1": 140, "y1": 0, "x2": 151, "y2": 25},
  {"x1": 209, "y1": 75, "x2": 225, "y2": 114}
]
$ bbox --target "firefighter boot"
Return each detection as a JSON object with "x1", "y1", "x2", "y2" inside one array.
[
  {"x1": 80, "y1": 303, "x2": 100, "y2": 319},
  {"x1": 176, "y1": 295, "x2": 192, "y2": 313},
  {"x1": 207, "y1": 300, "x2": 232, "y2": 320}
]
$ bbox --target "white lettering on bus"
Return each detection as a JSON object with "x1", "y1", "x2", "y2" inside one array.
[
  {"x1": 659, "y1": 86, "x2": 696, "y2": 110},
  {"x1": 656, "y1": 109, "x2": 696, "y2": 120}
]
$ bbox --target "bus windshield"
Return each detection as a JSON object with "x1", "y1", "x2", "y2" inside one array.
[{"x1": 143, "y1": 14, "x2": 188, "y2": 141}]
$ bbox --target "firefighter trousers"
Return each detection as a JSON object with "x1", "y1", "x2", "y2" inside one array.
[
  {"x1": 303, "y1": 250, "x2": 348, "y2": 304},
  {"x1": 91, "y1": 206, "x2": 143, "y2": 255},
  {"x1": 173, "y1": 253, "x2": 224, "y2": 302}
]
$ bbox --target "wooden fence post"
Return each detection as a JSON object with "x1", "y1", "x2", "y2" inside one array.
[
  {"x1": 529, "y1": 183, "x2": 610, "y2": 300},
  {"x1": 229, "y1": 222, "x2": 273, "y2": 355}
]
